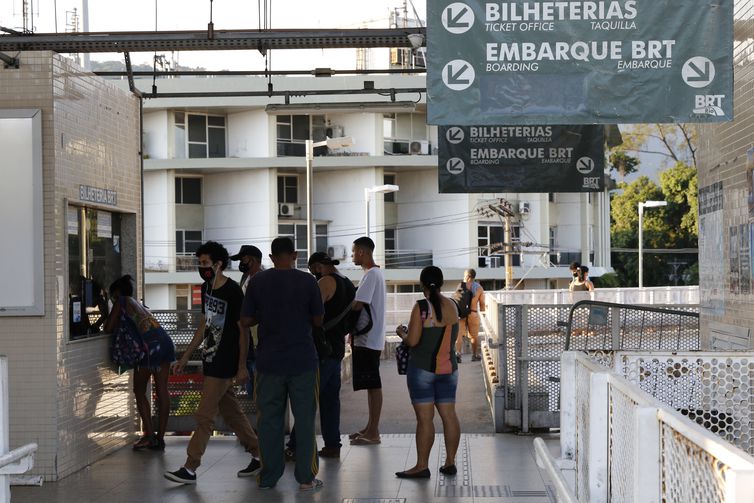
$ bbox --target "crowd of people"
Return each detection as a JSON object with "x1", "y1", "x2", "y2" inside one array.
[{"x1": 105, "y1": 236, "x2": 472, "y2": 491}]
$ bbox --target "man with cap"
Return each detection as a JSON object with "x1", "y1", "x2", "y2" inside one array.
[
  {"x1": 286, "y1": 252, "x2": 356, "y2": 459},
  {"x1": 231, "y1": 245, "x2": 263, "y2": 294},
  {"x1": 231, "y1": 245, "x2": 263, "y2": 400}
]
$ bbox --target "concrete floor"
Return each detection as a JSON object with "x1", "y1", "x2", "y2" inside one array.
[
  {"x1": 12, "y1": 359, "x2": 558, "y2": 502},
  {"x1": 12, "y1": 433, "x2": 558, "y2": 503}
]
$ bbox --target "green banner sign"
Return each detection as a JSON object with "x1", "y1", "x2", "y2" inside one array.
[
  {"x1": 427, "y1": 1, "x2": 733, "y2": 125},
  {"x1": 438, "y1": 125, "x2": 605, "y2": 192}
]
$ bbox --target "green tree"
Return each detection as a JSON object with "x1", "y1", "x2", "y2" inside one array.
[
  {"x1": 610, "y1": 167, "x2": 698, "y2": 287},
  {"x1": 616, "y1": 124, "x2": 697, "y2": 169},
  {"x1": 608, "y1": 151, "x2": 640, "y2": 183}
]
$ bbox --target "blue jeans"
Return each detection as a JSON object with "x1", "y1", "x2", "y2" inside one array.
[{"x1": 288, "y1": 357, "x2": 342, "y2": 450}]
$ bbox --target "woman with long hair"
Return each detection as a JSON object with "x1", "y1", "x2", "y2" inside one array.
[
  {"x1": 104, "y1": 275, "x2": 176, "y2": 450},
  {"x1": 395, "y1": 266, "x2": 461, "y2": 479}
]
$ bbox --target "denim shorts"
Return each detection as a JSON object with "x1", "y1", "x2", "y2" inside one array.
[{"x1": 406, "y1": 364, "x2": 458, "y2": 405}]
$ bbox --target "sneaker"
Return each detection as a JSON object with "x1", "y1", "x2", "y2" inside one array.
[
  {"x1": 164, "y1": 467, "x2": 196, "y2": 484},
  {"x1": 471, "y1": 354, "x2": 482, "y2": 362},
  {"x1": 284, "y1": 448, "x2": 296, "y2": 462},
  {"x1": 456, "y1": 353, "x2": 463, "y2": 363},
  {"x1": 148, "y1": 435, "x2": 165, "y2": 451},
  {"x1": 318, "y1": 446, "x2": 341, "y2": 458},
  {"x1": 237, "y1": 458, "x2": 261, "y2": 477}
]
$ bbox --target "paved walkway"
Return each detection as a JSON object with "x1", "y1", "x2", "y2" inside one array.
[
  {"x1": 13, "y1": 359, "x2": 557, "y2": 502},
  {"x1": 12, "y1": 433, "x2": 558, "y2": 503}
]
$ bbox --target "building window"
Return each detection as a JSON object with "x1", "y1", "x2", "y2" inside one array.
[
  {"x1": 383, "y1": 113, "x2": 428, "y2": 155},
  {"x1": 277, "y1": 175, "x2": 299, "y2": 204},
  {"x1": 176, "y1": 230, "x2": 203, "y2": 256},
  {"x1": 175, "y1": 177, "x2": 202, "y2": 204},
  {"x1": 385, "y1": 228, "x2": 396, "y2": 251},
  {"x1": 384, "y1": 173, "x2": 397, "y2": 202},
  {"x1": 477, "y1": 223, "x2": 520, "y2": 267},
  {"x1": 278, "y1": 222, "x2": 328, "y2": 268},
  {"x1": 276, "y1": 114, "x2": 326, "y2": 156},
  {"x1": 174, "y1": 112, "x2": 226, "y2": 159},
  {"x1": 67, "y1": 206, "x2": 123, "y2": 339}
]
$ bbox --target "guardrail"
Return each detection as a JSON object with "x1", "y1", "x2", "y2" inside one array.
[
  {"x1": 554, "y1": 352, "x2": 754, "y2": 502},
  {"x1": 0, "y1": 357, "x2": 37, "y2": 502},
  {"x1": 488, "y1": 285, "x2": 699, "y2": 306},
  {"x1": 480, "y1": 298, "x2": 700, "y2": 433}
]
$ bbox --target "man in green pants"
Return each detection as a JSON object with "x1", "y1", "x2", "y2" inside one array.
[{"x1": 241, "y1": 237, "x2": 324, "y2": 491}]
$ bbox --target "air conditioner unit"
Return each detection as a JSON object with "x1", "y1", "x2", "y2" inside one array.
[
  {"x1": 518, "y1": 202, "x2": 531, "y2": 215},
  {"x1": 278, "y1": 203, "x2": 295, "y2": 217},
  {"x1": 327, "y1": 244, "x2": 347, "y2": 260},
  {"x1": 409, "y1": 140, "x2": 430, "y2": 155}
]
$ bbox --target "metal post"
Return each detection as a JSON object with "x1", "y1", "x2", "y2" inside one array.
[
  {"x1": 0, "y1": 357, "x2": 8, "y2": 503},
  {"x1": 520, "y1": 305, "x2": 529, "y2": 433},
  {"x1": 364, "y1": 188, "x2": 370, "y2": 237},
  {"x1": 306, "y1": 139, "x2": 313, "y2": 260},
  {"x1": 638, "y1": 202, "x2": 644, "y2": 288}
]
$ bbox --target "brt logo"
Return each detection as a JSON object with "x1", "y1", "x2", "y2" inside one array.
[{"x1": 693, "y1": 94, "x2": 725, "y2": 116}]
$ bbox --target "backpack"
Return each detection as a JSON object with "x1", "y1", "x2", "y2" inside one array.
[
  {"x1": 111, "y1": 306, "x2": 147, "y2": 373},
  {"x1": 452, "y1": 282, "x2": 473, "y2": 318}
]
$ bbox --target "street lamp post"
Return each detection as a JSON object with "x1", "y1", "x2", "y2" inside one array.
[
  {"x1": 364, "y1": 184, "x2": 400, "y2": 237},
  {"x1": 305, "y1": 136, "x2": 353, "y2": 260},
  {"x1": 638, "y1": 200, "x2": 667, "y2": 288}
]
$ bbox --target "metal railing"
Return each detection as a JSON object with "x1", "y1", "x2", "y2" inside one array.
[
  {"x1": 480, "y1": 295, "x2": 700, "y2": 433},
  {"x1": 0, "y1": 357, "x2": 37, "y2": 502},
  {"x1": 487, "y1": 285, "x2": 699, "y2": 306},
  {"x1": 552, "y1": 352, "x2": 754, "y2": 502},
  {"x1": 384, "y1": 249, "x2": 433, "y2": 269}
]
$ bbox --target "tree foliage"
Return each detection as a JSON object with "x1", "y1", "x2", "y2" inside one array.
[
  {"x1": 610, "y1": 166, "x2": 698, "y2": 287},
  {"x1": 616, "y1": 124, "x2": 697, "y2": 169}
]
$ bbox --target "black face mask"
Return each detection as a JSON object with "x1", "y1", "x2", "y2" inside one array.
[
  {"x1": 572, "y1": 272, "x2": 579, "y2": 278},
  {"x1": 313, "y1": 271, "x2": 323, "y2": 280},
  {"x1": 198, "y1": 266, "x2": 215, "y2": 283},
  {"x1": 239, "y1": 262, "x2": 250, "y2": 274}
]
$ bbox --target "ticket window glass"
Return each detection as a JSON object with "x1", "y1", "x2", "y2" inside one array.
[{"x1": 68, "y1": 206, "x2": 124, "y2": 339}]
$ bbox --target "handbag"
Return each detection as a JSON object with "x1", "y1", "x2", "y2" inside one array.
[{"x1": 396, "y1": 341, "x2": 410, "y2": 375}]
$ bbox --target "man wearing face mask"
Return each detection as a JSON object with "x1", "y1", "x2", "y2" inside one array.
[
  {"x1": 231, "y1": 245, "x2": 263, "y2": 399},
  {"x1": 286, "y1": 252, "x2": 356, "y2": 459},
  {"x1": 165, "y1": 241, "x2": 260, "y2": 485}
]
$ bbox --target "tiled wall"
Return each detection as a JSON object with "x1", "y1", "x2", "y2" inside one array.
[
  {"x1": 0, "y1": 52, "x2": 141, "y2": 480},
  {"x1": 697, "y1": 3, "x2": 754, "y2": 347}
]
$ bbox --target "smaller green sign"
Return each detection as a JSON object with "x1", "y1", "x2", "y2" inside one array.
[{"x1": 438, "y1": 125, "x2": 605, "y2": 193}]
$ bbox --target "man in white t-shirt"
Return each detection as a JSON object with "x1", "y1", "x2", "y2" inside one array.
[{"x1": 348, "y1": 236, "x2": 386, "y2": 446}]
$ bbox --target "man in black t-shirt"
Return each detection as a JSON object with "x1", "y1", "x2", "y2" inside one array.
[
  {"x1": 287, "y1": 252, "x2": 356, "y2": 459},
  {"x1": 165, "y1": 241, "x2": 261, "y2": 485}
]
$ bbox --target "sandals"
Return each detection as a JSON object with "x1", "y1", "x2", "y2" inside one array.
[
  {"x1": 350, "y1": 436, "x2": 381, "y2": 445},
  {"x1": 299, "y1": 478, "x2": 324, "y2": 491},
  {"x1": 132, "y1": 434, "x2": 154, "y2": 451},
  {"x1": 348, "y1": 431, "x2": 365, "y2": 440}
]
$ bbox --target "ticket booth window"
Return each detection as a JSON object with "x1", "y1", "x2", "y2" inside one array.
[{"x1": 68, "y1": 206, "x2": 123, "y2": 339}]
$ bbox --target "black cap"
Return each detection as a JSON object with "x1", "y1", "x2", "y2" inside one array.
[
  {"x1": 230, "y1": 245, "x2": 262, "y2": 261},
  {"x1": 308, "y1": 251, "x2": 339, "y2": 267}
]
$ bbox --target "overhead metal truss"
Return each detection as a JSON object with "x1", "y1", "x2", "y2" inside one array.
[{"x1": 0, "y1": 28, "x2": 425, "y2": 54}]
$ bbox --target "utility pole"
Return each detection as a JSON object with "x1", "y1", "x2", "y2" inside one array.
[{"x1": 479, "y1": 199, "x2": 516, "y2": 289}]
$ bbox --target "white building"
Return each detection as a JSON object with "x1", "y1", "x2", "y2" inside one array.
[{"x1": 126, "y1": 74, "x2": 611, "y2": 309}]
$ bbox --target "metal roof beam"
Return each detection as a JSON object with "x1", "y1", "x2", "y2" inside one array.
[
  {"x1": 140, "y1": 86, "x2": 426, "y2": 100},
  {"x1": 94, "y1": 68, "x2": 426, "y2": 77},
  {"x1": 0, "y1": 28, "x2": 426, "y2": 53}
]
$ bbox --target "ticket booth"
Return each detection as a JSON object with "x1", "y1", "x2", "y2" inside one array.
[{"x1": 0, "y1": 52, "x2": 142, "y2": 481}]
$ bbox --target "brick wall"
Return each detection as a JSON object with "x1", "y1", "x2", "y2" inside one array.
[
  {"x1": 0, "y1": 52, "x2": 141, "y2": 480},
  {"x1": 697, "y1": 3, "x2": 754, "y2": 347}
]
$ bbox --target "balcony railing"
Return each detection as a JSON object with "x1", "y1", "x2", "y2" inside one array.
[
  {"x1": 176, "y1": 255, "x2": 198, "y2": 271},
  {"x1": 384, "y1": 249, "x2": 433, "y2": 269}
]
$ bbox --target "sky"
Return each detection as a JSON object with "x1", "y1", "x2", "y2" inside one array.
[{"x1": 1, "y1": 0, "x2": 426, "y2": 70}]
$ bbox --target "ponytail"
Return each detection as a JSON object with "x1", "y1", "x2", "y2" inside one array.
[
  {"x1": 419, "y1": 265, "x2": 445, "y2": 322},
  {"x1": 427, "y1": 284, "x2": 443, "y2": 322}
]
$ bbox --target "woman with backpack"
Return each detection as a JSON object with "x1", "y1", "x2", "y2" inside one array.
[
  {"x1": 395, "y1": 266, "x2": 461, "y2": 479},
  {"x1": 104, "y1": 275, "x2": 175, "y2": 451}
]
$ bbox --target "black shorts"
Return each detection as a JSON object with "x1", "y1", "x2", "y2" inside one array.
[{"x1": 352, "y1": 346, "x2": 382, "y2": 391}]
